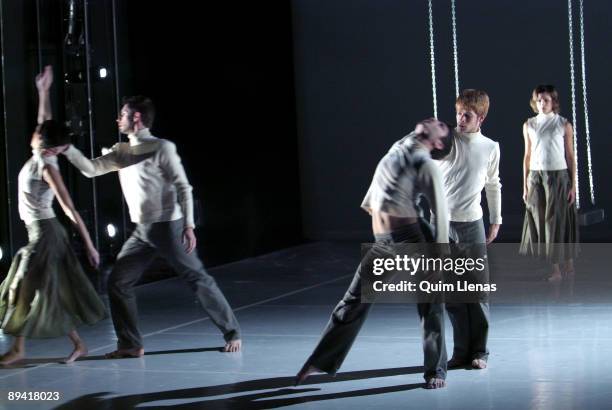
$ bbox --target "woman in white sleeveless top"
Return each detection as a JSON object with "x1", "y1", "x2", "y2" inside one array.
[
  {"x1": 0, "y1": 66, "x2": 106, "y2": 365},
  {"x1": 519, "y1": 85, "x2": 579, "y2": 281}
]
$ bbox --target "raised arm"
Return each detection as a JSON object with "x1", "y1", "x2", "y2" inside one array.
[
  {"x1": 42, "y1": 164, "x2": 100, "y2": 267},
  {"x1": 36, "y1": 65, "x2": 121, "y2": 177},
  {"x1": 61, "y1": 144, "x2": 122, "y2": 177},
  {"x1": 36, "y1": 65, "x2": 53, "y2": 124}
]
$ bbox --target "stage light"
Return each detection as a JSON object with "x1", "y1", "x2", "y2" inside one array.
[
  {"x1": 106, "y1": 224, "x2": 117, "y2": 238},
  {"x1": 0, "y1": 246, "x2": 3, "y2": 261},
  {"x1": 99, "y1": 67, "x2": 108, "y2": 79}
]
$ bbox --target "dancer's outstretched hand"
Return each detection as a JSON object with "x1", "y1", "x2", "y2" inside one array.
[
  {"x1": 86, "y1": 246, "x2": 100, "y2": 268},
  {"x1": 35, "y1": 65, "x2": 53, "y2": 92},
  {"x1": 42, "y1": 144, "x2": 69, "y2": 157},
  {"x1": 182, "y1": 227, "x2": 197, "y2": 254}
]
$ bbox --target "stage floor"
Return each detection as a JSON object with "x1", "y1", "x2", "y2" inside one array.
[{"x1": 1, "y1": 242, "x2": 611, "y2": 409}]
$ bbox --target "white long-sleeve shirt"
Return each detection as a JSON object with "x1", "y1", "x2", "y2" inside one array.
[
  {"x1": 63, "y1": 128, "x2": 195, "y2": 228},
  {"x1": 435, "y1": 130, "x2": 502, "y2": 225},
  {"x1": 361, "y1": 133, "x2": 449, "y2": 243}
]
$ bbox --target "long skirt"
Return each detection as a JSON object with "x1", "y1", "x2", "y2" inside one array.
[
  {"x1": 0, "y1": 218, "x2": 106, "y2": 338},
  {"x1": 519, "y1": 169, "x2": 579, "y2": 264}
]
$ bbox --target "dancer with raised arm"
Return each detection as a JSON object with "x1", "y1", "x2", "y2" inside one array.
[{"x1": 0, "y1": 66, "x2": 105, "y2": 365}]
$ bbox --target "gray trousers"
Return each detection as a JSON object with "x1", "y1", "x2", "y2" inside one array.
[
  {"x1": 446, "y1": 218, "x2": 490, "y2": 362},
  {"x1": 304, "y1": 223, "x2": 447, "y2": 380},
  {"x1": 108, "y1": 218, "x2": 241, "y2": 349}
]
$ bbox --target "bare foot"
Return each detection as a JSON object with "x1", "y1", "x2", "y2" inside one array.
[
  {"x1": 425, "y1": 377, "x2": 446, "y2": 389},
  {"x1": 63, "y1": 344, "x2": 88, "y2": 364},
  {"x1": 447, "y1": 357, "x2": 468, "y2": 368},
  {"x1": 471, "y1": 358, "x2": 487, "y2": 369},
  {"x1": 0, "y1": 350, "x2": 25, "y2": 366},
  {"x1": 563, "y1": 260, "x2": 575, "y2": 276},
  {"x1": 104, "y1": 347, "x2": 144, "y2": 359},
  {"x1": 223, "y1": 339, "x2": 241, "y2": 353},
  {"x1": 294, "y1": 364, "x2": 323, "y2": 386}
]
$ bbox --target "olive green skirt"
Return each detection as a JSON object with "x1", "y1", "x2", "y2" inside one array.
[
  {"x1": 519, "y1": 170, "x2": 579, "y2": 264},
  {"x1": 0, "y1": 218, "x2": 106, "y2": 338}
]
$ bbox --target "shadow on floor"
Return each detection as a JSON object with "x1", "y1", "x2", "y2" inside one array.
[
  {"x1": 0, "y1": 346, "x2": 225, "y2": 367},
  {"x1": 56, "y1": 366, "x2": 426, "y2": 409}
]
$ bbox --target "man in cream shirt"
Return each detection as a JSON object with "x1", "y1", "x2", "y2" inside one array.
[
  {"x1": 436, "y1": 89, "x2": 502, "y2": 370},
  {"x1": 53, "y1": 96, "x2": 241, "y2": 357}
]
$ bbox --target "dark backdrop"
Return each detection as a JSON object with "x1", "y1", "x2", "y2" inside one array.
[
  {"x1": 120, "y1": 1, "x2": 303, "y2": 264},
  {"x1": 0, "y1": 0, "x2": 302, "y2": 274},
  {"x1": 292, "y1": 0, "x2": 612, "y2": 242},
  {"x1": 2, "y1": 1, "x2": 611, "y2": 277}
]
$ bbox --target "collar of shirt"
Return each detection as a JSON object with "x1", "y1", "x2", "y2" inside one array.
[
  {"x1": 128, "y1": 128, "x2": 155, "y2": 146},
  {"x1": 536, "y1": 112, "x2": 556, "y2": 122},
  {"x1": 457, "y1": 129, "x2": 483, "y2": 141}
]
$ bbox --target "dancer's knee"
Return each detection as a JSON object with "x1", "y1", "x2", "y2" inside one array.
[
  {"x1": 332, "y1": 300, "x2": 367, "y2": 324},
  {"x1": 107, "y1": 272, "x2": 137, "y2": 295}
]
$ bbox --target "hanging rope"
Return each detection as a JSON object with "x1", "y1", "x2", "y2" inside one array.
[
  {"x1": 35, "y1": 0, "x2": 43, "y2": 72},
  {"x1": 451, "y1": 0, "x2": 459, "y2": 98},
  {"x1": 578, "y1": 0, "x2": 595, "y2": 205},
  {"x1": 567, "y1": 0, "x2": 580, "y2": 208},
  {"x1": 427, "y1": 0, "x2": 438, "y2": 118}
]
